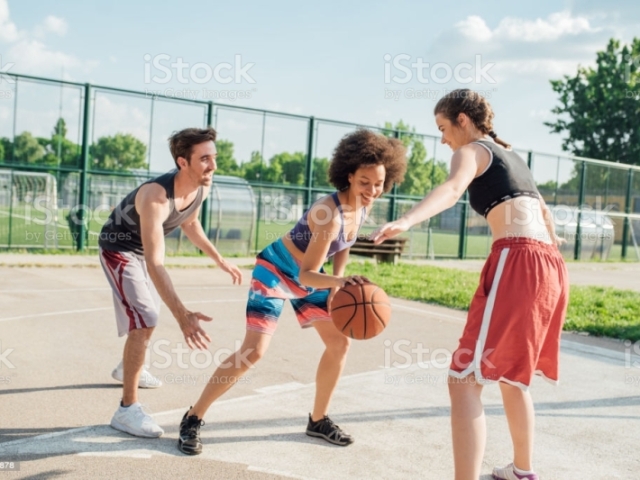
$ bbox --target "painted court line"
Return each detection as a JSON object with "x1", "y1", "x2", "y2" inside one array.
[{"x1": 0, "y1": 299, "x2": 247, "y2": 322}]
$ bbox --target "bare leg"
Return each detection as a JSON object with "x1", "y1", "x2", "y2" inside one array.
[
  {"x1": 189, "y1": 330, "x2": 271, "y2": 419},
  {"x1": 448, "y1": 374, "x2": 485, "y2": 480},
  {"x1": 310, "y1": 321, "x2": 350, "y2": 421},
  {"x1": 122, "y1": 327, "x2": 154, "y2": 406},
  {"x1": 499, "y1": 381, "x2": 535, "y2": 472}
]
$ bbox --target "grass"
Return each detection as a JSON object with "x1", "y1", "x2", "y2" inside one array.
[{"x1": 345, "y1": 261, "x2": 640, "y2": 342}]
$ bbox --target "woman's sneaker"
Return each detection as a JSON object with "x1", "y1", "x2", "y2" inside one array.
[
  {"x1": 305, "y1": 414, "x2": 354, "y2": 446},
  {"x1": 110, "y1": 402, "x2": 164, "y2": 438},
  {"x1": 492, "y1": 463, "x2": 539, "y2": 480},
  {"x1": 178, "y1": 408, "x2": 205, "y2": 455},
  {"x1": 111, "y1": 362, "x2": 162, "y2": 389}
]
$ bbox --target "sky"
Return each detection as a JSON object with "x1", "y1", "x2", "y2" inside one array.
[{"x1": 0, "y1": 0, "x2": 639, "y2": 173}]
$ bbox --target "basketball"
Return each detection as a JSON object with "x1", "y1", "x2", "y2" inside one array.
[{"x1": 330, "y1": 282, "x2": 391, "y2": 340}]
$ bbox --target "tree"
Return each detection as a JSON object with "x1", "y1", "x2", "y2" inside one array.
[
  {"x1": 0, "y1": 138, "x2": 10, "y2": 161},
  {"x1": 546, "y1": 38, "x2": 640, "y2": 165},
  {"x1": 241, "y1": 151, "x2": 266, "y2": 181},
  {"x1": 0, "y1": 140, "x2": 4, "y2": 162},
  {"x1": 215, "y1": 139, "x2": 240, "y2": 176},
  {"x1": 13, "y1": 132, "x2": 45, "y2": 164},
  {"x1": 90, "y1": 133, "x2": 148, "y2": 171},
  {"x1": 38, "y1": 118, "x2": 80, "y2": 167},
  {"x1": 383, "y1": 120, "x2": 449, "y2": 195},
  {"x1": 313, "y1": 157, "x2": 330, "y2": 187},
  {"x1": 268, "y1": 152, "x2": 306, "y2": 184}
]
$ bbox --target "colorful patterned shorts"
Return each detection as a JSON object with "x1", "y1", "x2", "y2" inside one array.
[{"x1": 246, "y1": 239, "x2": 332, "y2": 335}]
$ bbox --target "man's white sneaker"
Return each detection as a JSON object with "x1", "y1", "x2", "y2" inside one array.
[
  {"x1": 110, "y1": 402, "x2": 164, "y2": 438},
  {"x1": 111, "y1": 362, "x2": 162, "y2": 389}
]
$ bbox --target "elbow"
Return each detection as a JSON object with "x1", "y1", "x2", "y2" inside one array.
[{"x1": 298, "y1": 270, "x2": 312, "y2": 287}]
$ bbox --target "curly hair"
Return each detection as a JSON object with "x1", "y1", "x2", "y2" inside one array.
[
  {"x1": 328, "y1": 129, "x2": 407, "y2": 193},
  {"x1": 434, "y1": 89, "x2": 511, "y2": 149},
  {"x1": 168, "y1": 127, "x2": 217, "y2": 169}
]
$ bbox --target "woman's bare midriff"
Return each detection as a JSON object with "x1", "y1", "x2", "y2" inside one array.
[
  {"x1": 282, "y1": 234, "x2": 306, "y2": 263},
  {"x1": 486, "y1": 196, "x2": 552, "y2": 244}
]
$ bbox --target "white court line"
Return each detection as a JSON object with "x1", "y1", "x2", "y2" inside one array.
[
  {"x1": 0, "y1": 286, "x2": 244, "y2": 294},
  {"x1": 0, "y1": 299, "x2": 247, "y2": 322},
  {"x1": 0, "y1": 367, "x2": 387, "y2": 450},
  {"x1": 391, "y1": 303, "x2": 466, "y2": 323}
]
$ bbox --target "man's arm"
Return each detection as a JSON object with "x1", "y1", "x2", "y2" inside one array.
[
  {"x1": 136, "y1": 184, "x2": 212, "y2": 349},
  {"x1": 179, "y1": 205, "x2": 242, "y2": 284}
]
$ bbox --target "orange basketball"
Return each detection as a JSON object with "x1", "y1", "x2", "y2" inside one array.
[{"x1": 330, "y1": 282, "x2": 391, "y2": 340}]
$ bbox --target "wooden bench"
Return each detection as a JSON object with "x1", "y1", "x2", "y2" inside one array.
[{"x1": 349, "y1": 235, "x2": 408, "y2": 264}]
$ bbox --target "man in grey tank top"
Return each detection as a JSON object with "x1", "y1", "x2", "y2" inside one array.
[{"x1": 98, "y1": 127, "x2": 243, "y2": 438}]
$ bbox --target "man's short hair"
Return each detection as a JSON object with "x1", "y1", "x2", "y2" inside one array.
[{"x1": 168, "y1": 127, "x2": 217, "y2": 169}]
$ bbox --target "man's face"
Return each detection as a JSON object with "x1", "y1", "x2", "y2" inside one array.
[{"x1": 181, "y1": 141, "x2": 217, "y2": 186}]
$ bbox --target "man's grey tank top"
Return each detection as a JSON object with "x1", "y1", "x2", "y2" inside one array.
[{"x1": 98, "y1": 170, "x2": 204, "y2": 255}]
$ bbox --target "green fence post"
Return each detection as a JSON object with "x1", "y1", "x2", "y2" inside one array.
[
  {"x1": 200, "y1": 101, "x2": 213, "y2": 239},
  {"x1": 574, "y1": 160, "x2": 587, "y2": 261},
  {"x1": 305, "y1": 117, "x2": 315, "y2": 209},
  {"x1": 7, "y1": 170, "x2": 13, "y2": 248},
  {"x1": 458, "y1": 192, "x2": 469, "y2": 259},
  {"x1": 254, "y1": 189, "x2": 262, "y2": 253},
  {"x1": 387, "y1": 130, "x2": 400, "y2": 222},
  {"x1": 621, "y1": 169, "x2": 633, "y2": 260},
  {"x1": 77, "y1": 83, "x2": 91, "y2": 251}
]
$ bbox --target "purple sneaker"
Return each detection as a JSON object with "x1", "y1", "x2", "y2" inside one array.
[{"x1": 492, "y1": 463, "x2": 539, "y2": 480}]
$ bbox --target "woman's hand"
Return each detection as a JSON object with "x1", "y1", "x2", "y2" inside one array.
[
  {"x1": 369, "y1": 218, "x2": 411, "y2": 244},
  {"x1": 338, "y1": 275, "x2": 370, "y2": 287}
]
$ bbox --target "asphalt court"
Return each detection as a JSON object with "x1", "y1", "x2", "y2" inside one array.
[{"x1": 0, "y1": 262, "x2": 639, "y2": 479}]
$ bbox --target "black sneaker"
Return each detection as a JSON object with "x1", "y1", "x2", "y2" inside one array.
[
  {"x1": 178, "y1": 408, "x2": 205, "y2": 455},
  {"x1": 305, "y1": 414, "x2": 354, "y2": 446}
]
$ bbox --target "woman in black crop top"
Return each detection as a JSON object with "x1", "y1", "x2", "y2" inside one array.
[{"x1": 371, "y1": 90, "x2": 569, "y2": 480}]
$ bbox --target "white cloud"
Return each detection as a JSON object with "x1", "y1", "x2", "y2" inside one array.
[
  {"x1": 0, "y1": 0, "x2": 92, "y2": 77},
  {"x1": 456, "y1": 10, "x2": 597, "y2": 43},
  {"x1": 455, "y1": 15, "x2": 492, "y2": 42},
  {"x1": 0, "y1": 0, "x2": 18, "y2": 42},
  {"x1": 39, "y1": 15, "x2": 68, "y2": 37}
]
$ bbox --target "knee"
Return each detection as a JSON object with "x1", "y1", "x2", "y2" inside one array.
[
  {"x1": 326, "y1": 335, "x2": 351, "y2": 358},
  {"x1": 127, "y1": 327, "x2": 154, "y2": 343},
  {"x1": 448, "y1": 374, "x2": 480, "y2": 399}
]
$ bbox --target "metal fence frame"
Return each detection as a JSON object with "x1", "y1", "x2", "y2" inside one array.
[{"x1": 2, "y1": 71, "x2": 640, "y2": 260}]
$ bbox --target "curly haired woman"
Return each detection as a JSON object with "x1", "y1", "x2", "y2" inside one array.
[{"x1": 178, "y1": 129, "x2": 407, "y2": 455}]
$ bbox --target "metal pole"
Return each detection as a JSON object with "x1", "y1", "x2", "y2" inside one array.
[
  {"x1": 574, "y1": 161, "x2": 587, "y2": 260},
  {"x1": 199, "y1": 101, "x2": 213, "y2": 237},
  {"x1": 527, "y1": 151, "x2": 533, "y2": 170},
  {"x1": 254, "y1": 189, "x2": 262, "y2": 253},
  {"x1": 11, "y1": 79, "x2": 18, "y2": 162},
  {"x1": 7, "y1": 170, "x2": 13, "y2": 248},
  {"x1": 260, "y1": 112, "x2": 266, "y2": 180},
  {"x1": 387, "y1": 130, "x2": 400, "y2": 222},
  {"x1": 621, "y1": 169, "x2": 633, "y2": 259},
  {"x1": 458, "y1": 193, "x2": 469, "y2": 260},
  {"x1": 78, "y1": 83, "x2": 91, "y2": 251},
  {"x1": 554, "y1": 156, "x2": 561, "y2": 206},
  {"x1": 147, "y1": 95, "x2": 155, "y2": 171},
  {"x1": 304, "y1": 116, "x2": 315, "y2": 209}
]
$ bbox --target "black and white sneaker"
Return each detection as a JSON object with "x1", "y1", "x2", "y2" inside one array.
[
  {"x1": 177, "y1": 408, "x2": 205, "y2": 455},
  {"x1": 305, "y1": 414, "x2": 354, "y2": 446}
]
